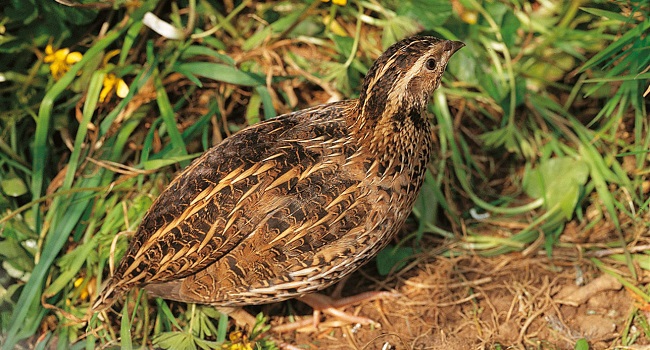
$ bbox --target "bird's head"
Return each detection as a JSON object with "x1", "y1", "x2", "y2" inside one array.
[{"x1": 358, "y1": 36, "x2": 464, "y2": 130}]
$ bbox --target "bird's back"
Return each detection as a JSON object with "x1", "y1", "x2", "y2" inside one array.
[{"x1": 94, "y1": 99, "x2": 417, "y2": 309}]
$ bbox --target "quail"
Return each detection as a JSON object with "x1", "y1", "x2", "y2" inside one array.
[{"x1": 92, "y1": 35, "x2": 464, "y2": 327}]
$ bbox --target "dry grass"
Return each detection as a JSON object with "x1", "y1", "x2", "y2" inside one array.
[{"x1": 278, "y1": 248, "x2": 643, "y2": 349}]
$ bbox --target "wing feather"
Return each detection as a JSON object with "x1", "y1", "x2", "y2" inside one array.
[{"x1": 104, "y1": 102, "x2": 355, "y2": 296}]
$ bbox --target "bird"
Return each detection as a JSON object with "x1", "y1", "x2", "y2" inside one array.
[{"x1": 92, "y1": 35, "x2": 464, "y2": 328}]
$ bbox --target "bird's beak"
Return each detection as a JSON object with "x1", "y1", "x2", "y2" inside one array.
[{"x1": 446, "y1": 40, "x2": 465, "y2": 55}]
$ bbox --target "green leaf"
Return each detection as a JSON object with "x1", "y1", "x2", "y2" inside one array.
[
  {"x1": 42, "y1": 0, "x2": 97, "y2": 26},
  {"x1": 156, "y1": 299, "x2": 183, "y2": 329},
  {"x1": 243, "y1": 26, "x2": 273, "y2": 52},
  {"x1": 4, "y1": 0, "x2": 38, "y2": 23},
  {"x1": 397, "y1": 0, "x2": 452, "y2": 29},
  {"x1": 330, "y1": 34, "x2": 355, "y2": 58},
  {"x1": 154, "y1": 331, "x2": 198, "y2": 350},
  {"x1": 256, "y1": 86, "x2": 277, "y2": 119},
  {"x1": 242, "y1": 9, "x2": 304, "y2": 51},
  {"x1": 446, "y1": 46, "x2": 477, "y2": 84},
  {"x1": 141, "y1": 153, "x2": 201, "y2": 171},
  {"x1": 180, "y1": 45, "x2": 235, "y2": 65},
  {"x1": 43, "y1": 238, "x2": 97, "y2": 298},
  {"x1": 153, "y1": 68, "x2": 188, "y2": 160},
  {"x1": 478, "y1": 70, "x2": 506, "y2": 103},
  {"x1": 523, "y1": 157, "x2": 589, "y2": 220},
  {"x1": 579, "y1": 19, "x2": 650, "y2": 73},
  {"x1": 500, "y1": 10, "x2": 520, "y2": 49},
  {"x1": 0, "y1": 239, "x2": 34, "y2": 276},
  {"x1": 412, "y1": 171, "x2": 451, "y2": 238},
  {"x1": 217, "y1": 312, "x2": 228, "y2": 343},
  {"x1": 246, "y1": 91, "x2": 262, "y2": 125},
  {"x1": 382, "y1": 16, "x2": 421, "y2": 49},
  {"x1": 579, "y1": 7, "x2": 631, "y2": 22},
  {"x1": 479, "y1": 125, "x2": 519, "y2": 153},
  {"x1": 121, "y1": 304, "x2": 133, "y2": 350},
  {"x1": 376, "y1": 245, "x2": 415, "y2": 276},
  {"x1": 609, "y1": 253, "x2": 650, "y2": 271},
  {"x1": 175, "y1": 62, "x2": 265, "y2": 86},
  {"x1": 1, "y1": 176, "x2": 28, "y2": 197},
  {"x1": 574, "y1": 338, "x2": 590, "y2": 350}
]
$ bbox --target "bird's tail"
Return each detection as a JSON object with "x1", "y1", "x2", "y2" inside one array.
[{"x1": 91, "y1": 278, "x2": 127, "y2": 313}]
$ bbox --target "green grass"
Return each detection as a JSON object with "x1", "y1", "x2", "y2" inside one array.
[{"x1": 0, "y1": 0, "x2": 648, "y2": 348}]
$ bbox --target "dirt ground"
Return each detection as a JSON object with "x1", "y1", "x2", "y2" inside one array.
[{"x1": 255, "y1": 247, "x2": 646, "y2": 349}]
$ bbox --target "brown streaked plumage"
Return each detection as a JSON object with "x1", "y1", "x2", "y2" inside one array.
[{"x1": 93, "y1": 36, "x2": 463, "y2": 315}]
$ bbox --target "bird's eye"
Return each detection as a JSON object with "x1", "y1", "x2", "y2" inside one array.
[{"x1": 425, "y1": 58, "x2": 437, "y2": 71}]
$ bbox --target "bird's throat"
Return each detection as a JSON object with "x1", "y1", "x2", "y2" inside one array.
[{"x1": 350, "y1": 100, "x2": 433, "y2": 182}]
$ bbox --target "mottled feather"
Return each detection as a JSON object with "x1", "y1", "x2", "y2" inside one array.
[{"x1": 93, "y1": 36, "x2": 463, "y2": 311}]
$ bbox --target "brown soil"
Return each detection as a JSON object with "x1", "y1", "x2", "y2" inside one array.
[{"x1": 263, "y1": 250, "x2": 646, "y2": 349}]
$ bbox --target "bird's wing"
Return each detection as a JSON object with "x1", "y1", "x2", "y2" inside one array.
[
  {"x1": 143, "y1": 144, "x2": 383, "y2": 305},
  {"x1": 104, "y1": 103, "x2": 357, "y2": 294}
]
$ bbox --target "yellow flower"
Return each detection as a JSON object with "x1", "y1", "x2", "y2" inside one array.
[
  {"x1": 100, "y1": 73, "x2": 129, "y2": 102},
  {"x1": 228, "y1": 344, "x2": 252, "y2": 350},
  {"x1": 460, "y1": 10, "x2": 478, "y2": 24},
  {"x1": 44, "y1": 44, "x2": 83, "y2": 80},
  {"x1": 102, "y1": 49, "x2": 121, "y2": 67},
  {"x1": 73, "y1": 276, "x2": 96, "y2": 300},
  {"x1": 321, "y1": 0, "x2": 347, "y2": 6},
  {"x1": 323, "y1": 15, "x2": 348, "y2": 36},
  {"x1": 224, "y1": 331, "x2": 253, "y2": 350},
  {"x1": 98, "y1": 50, "x2": 129, "y2": 103},
  {"x1": 452, "y1": 2, "x2": 478, "y2": 25}
]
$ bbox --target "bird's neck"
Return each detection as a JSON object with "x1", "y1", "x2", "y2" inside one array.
[
  {"x1": 349, "y1": 96, "x2": 433, "y2": 180},
  {"x1": 352, "y1": 91, "x2": 431, "y2": 142}
]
